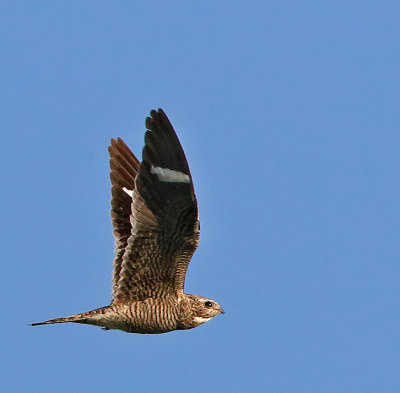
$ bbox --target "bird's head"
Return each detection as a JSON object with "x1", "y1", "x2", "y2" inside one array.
[{"x1": 188, "y1": 295, "x2": 225, "y2": 326}]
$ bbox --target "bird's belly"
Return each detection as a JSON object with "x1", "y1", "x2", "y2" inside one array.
[{"x1": 89, "y1": 302, "x2": 180, "y2": 334}]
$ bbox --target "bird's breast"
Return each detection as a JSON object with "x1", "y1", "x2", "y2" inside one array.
[{"x1": 104, "y1": 299, "x2": 181, "y2": 334}]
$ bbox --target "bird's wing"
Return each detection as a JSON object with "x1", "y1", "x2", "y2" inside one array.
[
  {"x1": 108, "y1": 137, "x2": 141, "y2": 298},
  {"x1": 110, "y1": 109, "x2": 199, "y2": 303}
]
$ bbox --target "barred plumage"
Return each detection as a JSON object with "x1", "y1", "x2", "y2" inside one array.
[{"x1": 31, "y1": 109, "x2": 224, "y2": 334}]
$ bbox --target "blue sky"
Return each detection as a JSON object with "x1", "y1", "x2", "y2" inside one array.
[{"x1": 1, "y1": 1, "x2": 399, "y2": 392}]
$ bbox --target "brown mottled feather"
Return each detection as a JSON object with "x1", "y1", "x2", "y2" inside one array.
[
  {"x1": 31, "y1": 109, "x2": 224, "y2": 334},
  {"x1": 108, "y1": 138, "x2": 140, "y2": 298},
  {"x1": 110, "y1": 109, "x2": 200, "y2": 303}
]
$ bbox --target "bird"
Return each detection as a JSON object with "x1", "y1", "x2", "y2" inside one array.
[{"x1": 31, "y1": 109, "x2": 224, "y2": 334}]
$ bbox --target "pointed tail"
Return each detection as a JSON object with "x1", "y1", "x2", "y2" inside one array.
[
  {"x1": 30, "y1": 306, "x2": 108, "y2": 327},
  {"x1": 30, "y1": 314, "x2": 87, "y2": 326}
]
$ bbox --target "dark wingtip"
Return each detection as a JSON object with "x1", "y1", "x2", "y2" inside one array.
[
  {"x1": 147, "y1": 108, "x2": 166, "y2": 122},
  {"x1": 149, "y1": 109, "x2": 158, "y2": 119}
]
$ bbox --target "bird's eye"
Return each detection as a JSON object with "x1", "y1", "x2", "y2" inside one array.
[{"x1": 204, "y1": 301, "x2": 213, "y2": 308}]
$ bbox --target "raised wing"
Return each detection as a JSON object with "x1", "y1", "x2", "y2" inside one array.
[
  {"x1": 110, "y1": 109, "x2": 200, "y2": 303},
  {"x1": 108, "y1": 137, "x2": 140, "y2": 298}
]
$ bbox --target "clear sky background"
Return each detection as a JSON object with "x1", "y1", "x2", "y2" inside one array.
[{"x1": 1, "y1": 1, "x2": 399, "y2": 392}]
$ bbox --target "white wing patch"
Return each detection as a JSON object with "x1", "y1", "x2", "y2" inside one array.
[
  {"x1": 122, "y1": 187, "x2": 133, "y2": 197},
  {"x1": 151, "y1": 166, "x2": 190, "y2": 183}
]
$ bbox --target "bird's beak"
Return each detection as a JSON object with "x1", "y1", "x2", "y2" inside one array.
[{"x1": 220, "y1": 308, "x2": 225, "y2": 314}]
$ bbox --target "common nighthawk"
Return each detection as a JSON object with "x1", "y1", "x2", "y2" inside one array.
[{"x1": 32, "y1": 109, "x2": 224, "y2": 333}]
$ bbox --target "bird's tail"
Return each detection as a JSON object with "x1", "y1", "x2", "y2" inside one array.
[
  {"x1": 31, "y1": 314, "x2": 87, "y2": 326},
  {"x1": 31, "y1": 306, "x2": 108, "y2": 327}
]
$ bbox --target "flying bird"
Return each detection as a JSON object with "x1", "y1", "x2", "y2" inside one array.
[{"x1": 32, "y1": 109, "x2": 224, "y2": 333}]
